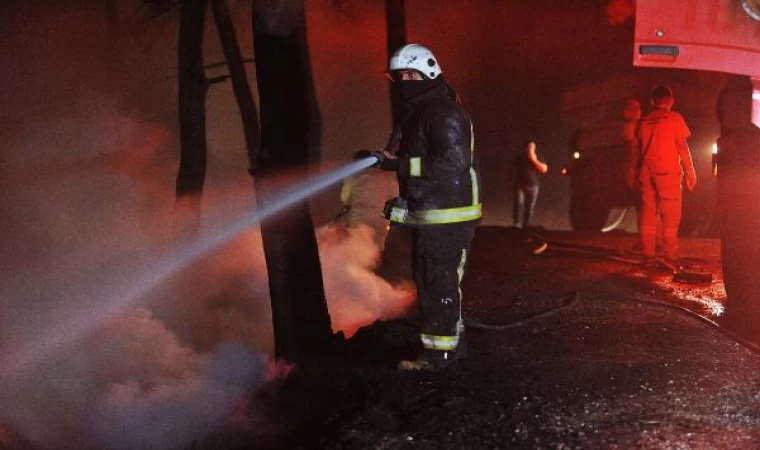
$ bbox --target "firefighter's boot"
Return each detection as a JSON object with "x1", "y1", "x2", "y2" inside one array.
[
  {"x1": 397, "y1": 349, "x2": 456, "y2": 371},
  {"x1": 398, "y1": 340, "x2": 466, "y2": 371}
]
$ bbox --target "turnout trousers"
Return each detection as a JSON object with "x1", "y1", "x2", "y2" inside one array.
[
  {"x1": 638, "y1": 166, "x2": 683, "y2": 261},
  {"x1": 412, "y1": 222, "x2": 477, "y2": 351}
]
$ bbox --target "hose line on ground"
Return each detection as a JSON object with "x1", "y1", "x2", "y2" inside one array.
[
  {"x1": 466, "y1": 288, "x2": 759, "y2": 354},
  {"x1": 615, "y1": 295, "x2": 760, "y2": 354},
  {"x1": 464, "y1": 291, "x2": 580, "y2": 331}
]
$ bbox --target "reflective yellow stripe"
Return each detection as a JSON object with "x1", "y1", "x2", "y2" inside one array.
[
  {"x1": 470, "y1": 122, "x2": 475, "y2": 157},
  {"x1": 457, "y1": 248, "x2": 466, "y2": 283},
  {"x1": 389, "y1": 204, "x2": 482, "y2": 225},
  {"x1": 421, "y1": 334, "x2": 459, "y2": 351},
  {"x1": 470, "y1": 167, "x2": 479, "y2": 204},
  {"x1": 457, "y1": 248, "x2": 466, "y2": 303},
  {"x1": 469, "y1": 121, "x2": 480, "y2": 204},
  {"x1": 410, "y1": 157, "x2": 422, "y2": 177}
]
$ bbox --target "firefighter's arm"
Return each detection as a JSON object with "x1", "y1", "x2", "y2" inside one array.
[
  {"x1": 383, "y1": 124, "x2": 402, "y2": 156},
  {"x1": 378, "y1": 152, "x2": 399, "y2": 171},
  {"x1": 678, "y1": 139, "x2": 697, "y2": 191}
]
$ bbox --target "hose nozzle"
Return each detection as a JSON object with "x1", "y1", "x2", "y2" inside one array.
[{"x1": 353, "y1": 149, "x2": 386, "y2": 167}]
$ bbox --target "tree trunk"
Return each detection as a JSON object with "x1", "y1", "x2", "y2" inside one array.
[
  {"x1": 378, "y1": 0, "x2": 412, "y2": 282},
  {"x1": 252, "y1": 0, "x2": 332, "y2": 362},
  {"x1": 175, "y1": 0, "x2": 210, "y2": 231},
  {"x1": 105, "y1": 0, "x2": 119, "y2": 29},
  {"x1": 385, "y1": 0, "x2": 406, "y2": 129},
  {"x1": 210, "y1": 0, "x2": 260, "y2": 171}
]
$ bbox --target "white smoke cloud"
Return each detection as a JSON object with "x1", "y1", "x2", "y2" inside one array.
[
  {"x1": 1, "y1": 307, "x2": 277, "y2": 450},
  {"x1": 318, "y1": 223, "x2": 415, "y2": 338}
]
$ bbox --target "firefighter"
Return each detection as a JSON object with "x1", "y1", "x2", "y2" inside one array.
[
  {"x1": 363, "y1": 44, "x2": 481, "y2": 370},
  {"x1": 628, "y1": 86, "x2": 697, "y2": 265}
]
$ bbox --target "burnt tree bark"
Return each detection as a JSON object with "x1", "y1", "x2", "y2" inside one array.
[
  {"x1": 252, "y1": 0, "x2": 332, "y2": 362},
  {"x1": 378, "y1": 0, "x2": 411, "y2": 282},
  {"x1": 210, "y1": 0, "x2": 260, "y2": 169},
  {"x1": 175, "y1": 0, "x2": 210, "y2": 229}
]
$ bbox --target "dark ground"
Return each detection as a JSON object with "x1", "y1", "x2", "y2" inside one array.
[{"x1": 256, "y1": 226, "x2": 760, "y2": 450}]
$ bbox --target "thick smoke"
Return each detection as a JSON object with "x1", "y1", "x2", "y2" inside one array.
[
  {"x1": 318, "y1": 224, "x2": 415, "y2": 338},
  {"x1": 0, "y1": 2, "x2": 414, "y2": 448}
]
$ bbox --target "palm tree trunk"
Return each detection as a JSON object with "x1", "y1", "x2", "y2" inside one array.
[{"x1": 252, "y1": 0, "x2": 332, "y2": 362}]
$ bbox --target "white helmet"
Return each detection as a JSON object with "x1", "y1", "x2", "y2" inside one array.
[{"x1": 389, "y1": 44, "x2": 442, "y2": 80}]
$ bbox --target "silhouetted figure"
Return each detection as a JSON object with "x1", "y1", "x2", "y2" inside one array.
[{"x1": 511, "y1": 140, "x2": 548, "y2": 230}]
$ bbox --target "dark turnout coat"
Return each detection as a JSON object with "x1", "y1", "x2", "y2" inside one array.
[{"x1": 389, "y1": 83, "x2": 482, "y2": 226}]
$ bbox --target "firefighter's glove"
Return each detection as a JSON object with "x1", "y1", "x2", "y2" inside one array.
[{"x1": 383, "y1": 197, "x2": 409, "y2": 222}]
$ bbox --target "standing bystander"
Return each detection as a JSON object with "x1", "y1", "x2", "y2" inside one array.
[
  {"x1": 511, "y1": 140, "x2": 548, "y2": 254},
  {"x1": 627, "y1": 86, "x2": 697, "y2": 266}
]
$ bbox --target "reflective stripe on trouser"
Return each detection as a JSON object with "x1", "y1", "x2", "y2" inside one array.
[
  {"x1": 390, "y1": 203, "x2": 482, "y2": 225},
  {"x1": 638, "y1": 167, "x2": 682, "y2": 259},
  {"x1": 413, "y1": 222, "x2": 476, "y2": 350}
]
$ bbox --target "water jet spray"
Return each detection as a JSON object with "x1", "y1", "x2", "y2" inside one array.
[{"x1": 1, "y1": 157, "x2": 380, "y2": 379}]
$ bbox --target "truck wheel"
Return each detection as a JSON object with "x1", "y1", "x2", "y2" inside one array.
[
  {"x1": 569, "y1": 192, "x2": 611, "y2": 231},
  {"x1": 718, "y1": 138, "x2": 760, "y2": 342}
]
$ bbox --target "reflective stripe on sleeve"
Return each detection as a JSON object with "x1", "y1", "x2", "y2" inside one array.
[
  {"x1": 469, "y1": 121, "x2": 480, "y2": 204},
  {"x1": 409, "y1": 157, "x2": 422, "y2": 177},
  {"x1": 470, "y1": 122, "x2": 475, "y2": 156},
  {"x1": 470, "y1": 167, "x2": 479, "y2": 204},
  {"x1": 421, "y1": 333, "x2": 459, "y2": 351}
]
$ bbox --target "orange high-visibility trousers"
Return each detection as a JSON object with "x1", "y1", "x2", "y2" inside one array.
[{"x1": 638, "y1": 166, "x2": 683, "y2": 261}]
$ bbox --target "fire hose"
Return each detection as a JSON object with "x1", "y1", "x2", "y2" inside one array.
[
  {"x1": 466, "y1": 290, "x2": 760, "y2": 355},
  {"x1": 536, "y1": 236, "x2": 715, "y2": 283}
]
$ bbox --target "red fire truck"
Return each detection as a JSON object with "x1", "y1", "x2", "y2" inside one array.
[{"x1": 634, "y1": 0, "x2": 760, "y2": 339}]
